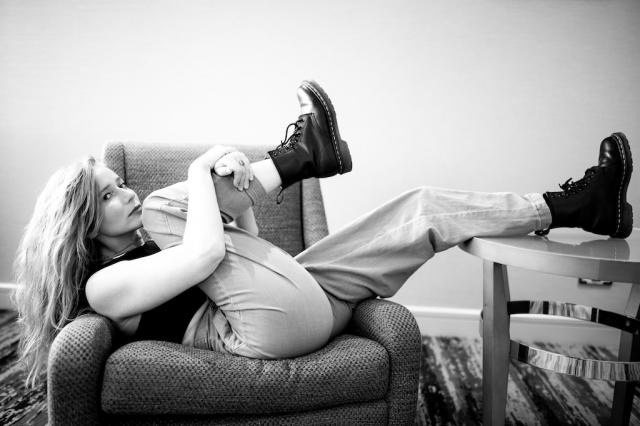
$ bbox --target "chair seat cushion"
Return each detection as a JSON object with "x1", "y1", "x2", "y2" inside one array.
[{"x1": 101, "y1": 334, "x2": 389, "y2": 415}]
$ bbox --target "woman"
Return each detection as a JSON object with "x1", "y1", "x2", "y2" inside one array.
[{"x1": 14, "y1": 80, "x2": 633, "y2": 388}]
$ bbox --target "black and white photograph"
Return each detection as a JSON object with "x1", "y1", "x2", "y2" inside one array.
[{"x1": 1, "y1": 0, "x2": 639, "y2": 425}]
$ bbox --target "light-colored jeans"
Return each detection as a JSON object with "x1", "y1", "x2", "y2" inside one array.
[{"x1": 142, "y1": 175, "x2": 552, "y2": 359}]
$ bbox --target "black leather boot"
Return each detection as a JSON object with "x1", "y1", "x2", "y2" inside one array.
[
  {"x1": 537, "y1": 132, "x2": 633, "y2": 238},
  {"x1": 268, "y1": 80, "x2": 352, "y2": 189}
]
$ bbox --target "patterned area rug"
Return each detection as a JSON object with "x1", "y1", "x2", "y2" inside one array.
[
  {"x1": 416, "y1": 336, "x2": 640, "y2": 425},
  {"x1": 0, "y1": 310, "x2": 46, "y2": 426},
  {"x1": 1, "y1": 309, "x2": 638, "y2": 425}
]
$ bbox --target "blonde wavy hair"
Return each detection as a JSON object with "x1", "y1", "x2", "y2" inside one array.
[{"x1": 13, "y1": 157, "x2": 103, "y2": 387}]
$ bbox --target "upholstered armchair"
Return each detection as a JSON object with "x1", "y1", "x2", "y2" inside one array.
[{"x1": 47, "y1": 142, "x2": 421, "y2": 425}]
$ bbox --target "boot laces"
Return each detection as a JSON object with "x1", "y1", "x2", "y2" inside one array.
[
  {"x1": 272, "y1": 118, "x2": 304, "y2": 156},
  {"x1": 552, "y1": 166, "x2": 599, "y2": 198},
  {"x1": 271, "y1": 118, "x2": 305, "y2": 205},
  {"x1": 535, "y1": 166, "x2": 599, "y2": 237}
]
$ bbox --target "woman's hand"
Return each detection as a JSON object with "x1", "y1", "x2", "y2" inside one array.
[
  {"x1": 213, "y1": 151, "x2": 254, "y2": 191},
  {"x1": 191, "y1": 145, "x2": 236, "y2": 172}
]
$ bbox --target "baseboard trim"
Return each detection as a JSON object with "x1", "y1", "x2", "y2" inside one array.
[
  {"x1": 0, "y1": 283, "x2": 16, "y2": 310},
  {"x1": 404, "y1": 304, "x2": 620, "y2": 348},
  {"x1": 0, "y1": 284, "x2": 621, "y2": 347}
]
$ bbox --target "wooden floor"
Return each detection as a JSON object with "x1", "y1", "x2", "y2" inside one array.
[{"x1": 1, "y1": 310, "x2": 638, "y2": 425}]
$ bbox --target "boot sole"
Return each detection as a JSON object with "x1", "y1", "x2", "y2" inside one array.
[
  {"x1": 610, "y1": 132, "x2": 633, "y2": 238},
  {"x1": 300, "y1": 80, "x2": 353, "y2": 174}
]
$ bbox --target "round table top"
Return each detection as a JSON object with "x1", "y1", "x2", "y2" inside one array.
[{"x1": 459, "y1": 228, "x2": 640, "y2": 283}]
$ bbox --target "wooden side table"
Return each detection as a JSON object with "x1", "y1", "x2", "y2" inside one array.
[{"x1": 460, "y1": 228, "x2": 640, "y2": 426}]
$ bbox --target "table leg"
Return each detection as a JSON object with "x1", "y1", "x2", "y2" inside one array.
[
  {"x1": 483, "y1": 261, "x2": 511, "y2": 426},
  {"x1": 611, "y1": 284, "x2": 640, "y2": 426}
]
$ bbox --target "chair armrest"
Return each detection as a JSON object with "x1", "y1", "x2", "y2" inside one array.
[
  {"x1": 350, "y1": 299, "x2": 421, "y2": 426},
  {"x1": 48, "y1": 314, "x2": 117, "y2": 426},
  {"x1": 301, "y1": 178, "x2": 329, "y2": 248}
]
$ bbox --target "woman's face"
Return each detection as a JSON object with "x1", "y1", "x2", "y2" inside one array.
[{"x1": 94, "y1": 165, "x2": 143, "y2": 237}]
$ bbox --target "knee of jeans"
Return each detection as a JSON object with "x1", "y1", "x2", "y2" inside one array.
[
  {"x1": 144, "y1": 182, "x2": 188, "y2": 206},
  {"x1": 396, "y1": 186, "x2": 432, "y2": 205},
  {"x1": 141, "y1": 193, "x2": 184, "y2": 236},
  {"x1": 142, "y1": 191, "x2": 164, "y2": 213},
  {"x1": 141, "y1": 192, "x2": 169, "y2": 224},
  {"x1": 414, "y1": 186, "x2": 434, "y2": 195},
  {"x1": 142, "y1": 184, "x2": 189, "y2": 217},
  {"x1": 141, "y1": 208, "x2": 167, "y2": 238}
]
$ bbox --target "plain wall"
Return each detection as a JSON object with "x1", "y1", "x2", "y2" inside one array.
[{"x1": 1, "y1": 0, "x2": 639, "y2": 315}]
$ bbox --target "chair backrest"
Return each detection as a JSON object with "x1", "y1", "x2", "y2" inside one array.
[{"x1": 102, "y1": 142, "x2": 328, "y2": 256}]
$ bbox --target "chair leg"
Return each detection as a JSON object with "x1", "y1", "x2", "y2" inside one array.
[
  {"x1": 483, "y1": 261, "x2": 511, "y2": 426},
  {"x1": 611, "y1": 284, "x2": 640, "y2": 426}
]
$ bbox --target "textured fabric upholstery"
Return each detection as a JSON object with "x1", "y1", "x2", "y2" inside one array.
[
  {"x1": 101, "y1": 335, "x2": 389, "y2": 415},
  {"x1": 350, "y1": 299, "x2": 423, "y2": 423},
  {"x1": 48, "y1": 314, "x2": 116, "y2": 425},
  {"x1": 48, "y1": 142, "x2": 421, "y2": 425},
  {"x1": 105, "y1": 401, "x2": 388, "y2": 425}
]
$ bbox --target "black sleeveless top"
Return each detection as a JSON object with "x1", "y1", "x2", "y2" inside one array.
[{"x1": 91, "y1": 241, "x2": 207, "y2": 343}]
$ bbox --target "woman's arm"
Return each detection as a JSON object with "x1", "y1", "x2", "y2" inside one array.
[{"x1": 86, "y1": 146, "x2": 233, "y2": 321}]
